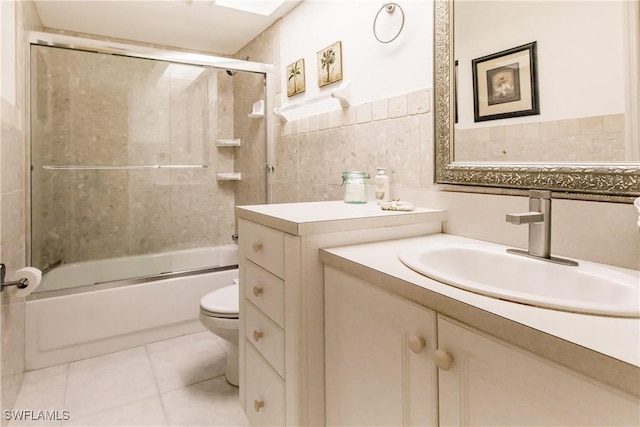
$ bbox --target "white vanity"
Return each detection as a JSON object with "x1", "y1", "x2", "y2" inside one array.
[
  {"x1": 322, "y1": 234, "x2": 640, "y2": 426},
  {"x1": 236, "y1": 200, "x2": 639, "y2": 426},
  {"x1": 235, "y1": 201, "x2": 446, "y2": 426}
]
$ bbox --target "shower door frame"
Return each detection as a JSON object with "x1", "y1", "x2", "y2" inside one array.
[{"x1": 25, "y1": 31, "x2": 276, "y2": 268}]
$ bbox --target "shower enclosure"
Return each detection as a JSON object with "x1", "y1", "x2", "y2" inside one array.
[{"x1": 29, "y1": 34, "x2": 273, "y2": 294}]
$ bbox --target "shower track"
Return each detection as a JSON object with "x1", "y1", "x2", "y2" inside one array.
[{"x1": 27, "y1": 264, "x2": 238, "y2": 301}]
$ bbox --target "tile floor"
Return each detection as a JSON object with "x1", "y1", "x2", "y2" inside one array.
[{"x1": 9, "y1": 331, "x2": 249, "y2": 427}]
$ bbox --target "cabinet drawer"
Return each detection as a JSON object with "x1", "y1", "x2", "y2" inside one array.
[
  {"x1": 245, "y1": 260, "x2": 285, "y2": 328},
  {"x1": 245, "y1": 342, "x2": 285, "y2": 427},
  {"x1": 245, "y1": 301, "x2": 285, "y2": 377},
  {"x1": 242, "y1": 220, "x2": 284, "y2": 278}
]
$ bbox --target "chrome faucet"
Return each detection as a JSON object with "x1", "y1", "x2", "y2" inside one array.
[{"x1": 506, "y1": 190, "x2": 578, "y2": 266}]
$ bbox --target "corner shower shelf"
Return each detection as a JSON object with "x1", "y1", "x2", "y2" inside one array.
[
  {"x1": 274, "y1": 80, "x2": 352, "y2": 123},
  {"x1": 216, "y1": 173, "x2": 242, "y2": 181},
  {"x1": 216, "y1": 139, "x2": 241, "y2": 147},
  {"x1": 248, "y1": 100, "x2": 265, "y2": 119}
]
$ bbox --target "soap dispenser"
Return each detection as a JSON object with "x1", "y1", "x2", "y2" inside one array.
[{"x1": 374, "y1": 167, "x2": 390, "y2": 204}]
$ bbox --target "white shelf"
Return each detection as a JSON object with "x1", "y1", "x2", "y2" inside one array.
[
  {"x1": 216, "y1": 139, "x2": 241, "y2": 147},
  {"x1": 216, "y1": 172, "x2": 242, "y2": 181},
  {"x1": 248, "y1": 100, "x2": 265, "y2": 119},
  {"x1": 274, "y1": 80, "x2": 352, "y2": 123}
]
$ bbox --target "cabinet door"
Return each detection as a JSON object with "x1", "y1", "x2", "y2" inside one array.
[
  {"x1": 438, "y1": 316, "x2": 640, "y2": 426},
  {"x1": 325, "y1": 267, "x2": 438, "y2": 426}
]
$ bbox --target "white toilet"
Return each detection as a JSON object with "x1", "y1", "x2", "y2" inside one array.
[{"x1": 199, "y1": 279, "x2": 240, "y2": 386}]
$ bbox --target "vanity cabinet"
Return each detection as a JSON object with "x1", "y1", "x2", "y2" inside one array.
[
  {"x1": 325, "y1": 267, "x2": 439, "y2": 426},
  {"x1": 324, "y1": 267, "x2": 640, "y2": 427},
  {"x1": 236, "y1": 201, "x2": 446, "y2": 426},
  {"x1": 437, "y1": 316, "x2": 640, "y2": 426}
]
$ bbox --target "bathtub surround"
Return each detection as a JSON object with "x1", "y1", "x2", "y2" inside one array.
[
  {"x1": 233, "y1": 20, "x2": 280, "y2": 207},
  {"x1": 30, "y1": 47, "x2": 238, "y2": 271}
]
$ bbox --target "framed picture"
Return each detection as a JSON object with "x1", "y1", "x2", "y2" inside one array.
[
  {"x1": 286, "y1": 58, "x2": 306, "y2": 97},
  {"x1": 317, "y1": 41, "x2": 343, "y2": 87},
  {"x1": 472, "y1": 41, "x2": 539, "y2": 122}
]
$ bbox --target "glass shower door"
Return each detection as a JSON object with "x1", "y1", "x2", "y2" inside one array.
[{"x1": 30, "y1": 44, "x2": 244, "y2": 292}]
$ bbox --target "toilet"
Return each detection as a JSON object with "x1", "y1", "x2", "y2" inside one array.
[{"x1": 199, "y1": 279, "x2": 239, "y2": 386}]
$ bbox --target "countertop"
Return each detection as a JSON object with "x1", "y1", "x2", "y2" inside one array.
[
  {"x1": 235, "y1": 201, "x2": 447, "y2": 236},
  {"x1": 320, "y1": 233, "x2": 640, "y2": 397}
]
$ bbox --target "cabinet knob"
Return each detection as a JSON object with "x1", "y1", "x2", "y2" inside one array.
[
  {"x1": 408, "y1": 335, "x2": 426, "y2": 353},
  {"x1": 434, "y1": 349, "x2": 454, "y2": 370},
  {"x1": 252, "y1": 242, "x2": 263, "y2": 252},
  {"x1": 253, "y1": 330, "x2": 264, "y2": 342},
  {"x1": 254, "y1": 399, "x2": 265, "y2": 412},
  {"x1": 253, "y1": 286, "x2": 263, "y2": 297}
]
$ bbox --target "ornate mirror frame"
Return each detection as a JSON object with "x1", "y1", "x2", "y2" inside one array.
[{"x1": 433, "y1": 0, "x2": 640, "y2": 201}]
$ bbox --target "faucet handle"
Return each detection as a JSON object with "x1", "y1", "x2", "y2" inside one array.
[
  {"x1": 529, "y1": 189, "x2": 551, "y2": 199},
  {"x1": 506, "y1": 212, "x2": 544, "y2": 225}
]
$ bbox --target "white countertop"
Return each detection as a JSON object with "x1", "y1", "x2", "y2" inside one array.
[
  {"x1": 236, "y1": 201, "x2": 446, "y2": 235},
  {"x1": 320, "y1": 233, "x2": 640, "y2": 396}
]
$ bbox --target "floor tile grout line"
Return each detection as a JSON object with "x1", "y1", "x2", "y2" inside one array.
[
  {"x1": 61, "y1": 363, "x2": 70, "y2": 427},
  {"x1": 62, "y1": 394, "x2": 163, "y2": 427},
  {"x1": 144, "y1": 344, "x2": 171, "y2": 427}
]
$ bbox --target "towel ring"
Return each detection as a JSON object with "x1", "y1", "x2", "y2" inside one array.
[{"x1": 373, "y1": 2, "x2": 405, "y2": 44}]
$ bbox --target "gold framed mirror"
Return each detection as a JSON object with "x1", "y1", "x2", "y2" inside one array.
[{"x1": 434, "y1": 0, "x2": 640, "y2": 201}]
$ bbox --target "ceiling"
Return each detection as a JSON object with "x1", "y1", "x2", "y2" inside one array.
[{"x1": 33, "y1": 0, "x2": 303, "y2": 56}]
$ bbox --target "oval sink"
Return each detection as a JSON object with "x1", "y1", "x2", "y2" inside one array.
[{"x1": 399, "y1": 240, "x2": 640, "y2": 318}]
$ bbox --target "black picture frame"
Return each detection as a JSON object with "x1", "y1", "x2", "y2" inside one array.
[{"x1": 472, "y1": 41, "x2": 539, "y2": 122}]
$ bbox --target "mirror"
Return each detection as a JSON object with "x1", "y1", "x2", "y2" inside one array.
[{"x1": 434, "y1": 0, "x2": 640, "y2": 200}]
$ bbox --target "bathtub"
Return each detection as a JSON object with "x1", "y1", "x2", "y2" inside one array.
[{"x1": 25, "y1": 245, "x2": 238, "y2": 370}]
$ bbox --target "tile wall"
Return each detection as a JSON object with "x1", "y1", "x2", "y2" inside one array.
[
  {"x1": 271, "y1": 90, "x2": 433, "y2": 203},
  {"x1": 30, "y1": 47, "x2": 237, "y2": 270},
  {"x1": 1, "y1": 0, "x2": 41, "y2": 420},
  {"x1": 455, "y1": 113, "x2": 627, "y2": 162},
  {"x1": 233, "y1": 21, "x2": 281, "y2": 207}
]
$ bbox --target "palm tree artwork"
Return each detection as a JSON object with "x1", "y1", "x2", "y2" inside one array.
[
  {"x1": 287, "y1": 59, "x2": 305, "y2": 97},
  {"x1": 317, "y1": 41, "x2": 343, "y2": 87},
  {"x1": 321, "y1": 49, "x2": 335, "y2": 83}
]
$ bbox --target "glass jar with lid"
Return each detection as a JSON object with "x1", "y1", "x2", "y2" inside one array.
[{"x1": 341, "y1": 171, "x2": 370, "y2": 204}]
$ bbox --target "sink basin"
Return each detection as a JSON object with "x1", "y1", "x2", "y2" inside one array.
[{"x1": 399, "y1": 240, "x2": 640, "y2": 318}]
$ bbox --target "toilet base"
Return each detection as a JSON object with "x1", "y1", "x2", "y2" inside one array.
[{"x1": 224, "y1": 343, "x2": 239, "y2": 386}]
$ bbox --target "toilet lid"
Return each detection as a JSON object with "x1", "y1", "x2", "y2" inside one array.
[{"x1": 200, "y1": 283, "x2": 239, "y2": 316}]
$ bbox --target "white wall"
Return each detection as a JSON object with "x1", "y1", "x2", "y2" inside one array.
[
  {"x1": 455, "y1": 1, "x2": 625, "y2": 128},
  {"x1": 280, "y1": 0, "x2": 432, "y2": 119}
]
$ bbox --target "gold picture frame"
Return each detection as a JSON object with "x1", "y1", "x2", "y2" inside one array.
[
  {"x1": 317, "y1": 41, "x2": 343, "y2": 87},
  {"x1": 286, "y1": 58, "x2": 306, "y2": 97}
]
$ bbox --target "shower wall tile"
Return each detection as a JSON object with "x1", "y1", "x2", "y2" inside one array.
[
  {"x1": 0, "y1": 113, "x2": 23, "y2": 194},
  {"x1": 31, "y1": 44, "x2": 239, "y2": 270},
  {"x1": 234, "y1": 20, "x2": 280, "y2": 206}
]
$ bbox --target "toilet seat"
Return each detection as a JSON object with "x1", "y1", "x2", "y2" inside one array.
[{"x1": 200, "y1": 283, "x2": 239, "y2": 319}]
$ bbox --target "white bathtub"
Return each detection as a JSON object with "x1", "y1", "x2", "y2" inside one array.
[
  {"x1": 38, "y1": 245, "x2": 239, "y2": 293},
  {"x1": 25, "y1": 245, "x2": 238, "y2": 370}
]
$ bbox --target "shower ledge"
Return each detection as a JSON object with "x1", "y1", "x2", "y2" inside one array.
[{"x1": 216, "y1": 173, "x2": 242, "y2": 181}]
